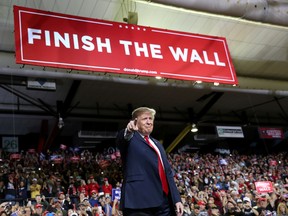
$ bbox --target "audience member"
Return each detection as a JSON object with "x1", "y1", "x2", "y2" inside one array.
[
  {"x1": 30, "y1": 178, "x2": 41, "y2": 199},
  {"x1": 277, "y1": 202, "x2": 288, "y2": 216},
  {"x1": 18, "y1": 180, "x2": 28, "y2": 206},
  {"x1": 89, "y1": 190, "x2": 100, "y2": 208},
  {"x1": 5, "y1": 175, "x2": 16, "y2": 201},
  {"x1": 87, "y1": 175, "x2": 100, "y2": 196},
  {"x1": 34, "y1": 194, "x2": 49, "y2": 211},
  {"x1": 32, "y1": 203, "x2": 43, "y2": 216},
  {"x1": 101, "y1": 178, "x2": 112, "y2": 196}
]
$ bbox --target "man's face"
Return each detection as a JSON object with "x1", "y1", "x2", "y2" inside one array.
[
  {"x1": 36, "y1": 207, "x2": 42, "y2": 213},
  {"x1": 35, "y1": 196, "x2": 41, "y2": 202},
  {"x1": 199, "y1": 204, "x2": 206, "y2": 210},
  {"x1": 211, "y1": 207, "x2": 220, "y2": 216},
  {"x1": 194, "y1": 208, "x2": 200, "y2": 214},
  {"x1": 59, "y1": 194, "x2": 65, "y2": 200},
  {"x1": 136, "y1": 112, "x2": 154, "y2": 136},
  {"x1": 105, "y1": 197, "x2": 111, "y2": 204}
]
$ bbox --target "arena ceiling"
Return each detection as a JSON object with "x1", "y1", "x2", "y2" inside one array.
[{"x1": 0, "y1": 0, "x2": 288, "y2": 152}]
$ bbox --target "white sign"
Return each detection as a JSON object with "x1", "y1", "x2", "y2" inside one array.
[
  {"x1": 2, "y1": 137, "x2": 19, "y2": 152},
  {"x1": 27, "y1": 78, "x2": 56, "y2": 90},
  {"x1": 216, "y1": 126, "x2": 244, "y2": 138},
  {"x1": 112, "y1": 188, "x2": 121, "y2": 201}
]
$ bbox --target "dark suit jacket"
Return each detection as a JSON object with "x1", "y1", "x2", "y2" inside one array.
[{"x1": 116, "y1": 129, "x2": 181, "y2": 209}]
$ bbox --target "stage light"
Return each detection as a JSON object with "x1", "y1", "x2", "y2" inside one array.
[
  {"x1": 58, "y1": 115, "x2": 64, "y2": 129},
  {"x1": 191, "y1": 124, "x2": 198, "y2": 133}
]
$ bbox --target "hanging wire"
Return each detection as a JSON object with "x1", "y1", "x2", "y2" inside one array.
[
  {"x1": 130, "y1": 0, "x2": 133, "y2": 12},
  {"x1": 121, "y1": 0, "x2": 127, "y2": 21},
  {"x1": 245, "y1": 93, "x2": 270, "y2": 154},
  {"x1": 122, "y1": 0, "x2": 128, "y2": 15},
  {"x1": 9, "y1": 71, "x2": 17, "y2": 143},
  {"x1": 131, "y1": 0, "x2": 137, "y2": 12},
  {"x1": 121, "y1": 0, "x2": 137, "y2": 20}
]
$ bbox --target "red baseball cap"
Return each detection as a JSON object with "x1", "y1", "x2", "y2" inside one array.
[
  {"x1": 258, "y1": 197, "x2": 266, "y2": 201},
  {"x1": 90, "y1": 190, "x2": 97, "y2": 195},
  {"x1": 35, "y1": 204, "x2": 43, "y2": 208},
  {"x1": 197, "y1": 201, "x2": 206, "y2": 206}
]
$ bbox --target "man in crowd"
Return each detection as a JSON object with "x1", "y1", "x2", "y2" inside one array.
[
  {"x1": 102, "y1": 178, "x2": 112, "y2": 196},
  {"x1": 89, "y1": 190, "x2": 100, "y2": 207},
  {"x1": 30, "y1": 178, "x2": 41, "y2": 199},
  {"x1": 34, "y1": 194, "x2": 49, "y2": 211},
  {"x1": 32, "y1": 203, "x2": 44, "y2": 216},
  {"x1": 87, "y1": 175, "x2": 100, "y2": 195}
]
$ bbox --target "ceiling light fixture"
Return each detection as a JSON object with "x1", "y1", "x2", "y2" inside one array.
[
  {"x1": 58, "y1": 114, "x2": 64, "y2": 129},
  {"x1": 191, "y1": 123, "x2": 198, "y2": 133}
]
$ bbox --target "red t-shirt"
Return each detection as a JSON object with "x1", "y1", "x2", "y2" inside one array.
[
  {"x1": 87, "y1": 182, "x2": 100, "y2": 194},
  {"x1": 102, "y1": 183, "x2": 112, "y2": 195},
  {"x1": 77, "y1": 185, "x2": 89, "y2": 196}
]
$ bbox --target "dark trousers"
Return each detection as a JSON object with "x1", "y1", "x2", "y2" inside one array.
[{"x1": 123, "y1": 193, "x2": 176, "y2": 216}]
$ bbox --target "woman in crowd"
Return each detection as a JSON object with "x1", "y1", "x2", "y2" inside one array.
[{"x1": 277, "y1": 202, "x2": 288, "y2": 216}]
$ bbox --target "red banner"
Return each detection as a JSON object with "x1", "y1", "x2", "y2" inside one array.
[
  {"x1": 10, "y1": 153, "x2": 21, "y2": 160},
  {"x1": 28, "y1": 149, "x2": 36, "y2": 153},
  {"x1": 14, "y1": 6, "x2": 237, "y2": 84},
  {"x1": 99, "y1": 160, "x2": 110, "y2": 169},
  {"x1": 258, "y1": 127, "x2": 284, "y2": 139},
  {"x1": 255, "y1": 181, "x2": 274, "y2": 193},
  {"x1": 269, "y1": 160, "x2": 277, "y2": 166}
]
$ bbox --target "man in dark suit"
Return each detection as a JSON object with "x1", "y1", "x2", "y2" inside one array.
[{"x1": 116, "y1": 107, "x2": 184, "y2": 216}]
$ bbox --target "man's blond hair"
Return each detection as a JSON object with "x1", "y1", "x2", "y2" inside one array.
[{"x1": 132, "y1": 107, "x2": 156, "y2": 119}]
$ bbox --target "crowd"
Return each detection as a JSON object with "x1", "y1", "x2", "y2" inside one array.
[{"x1": 0, "y1": 147, "x2": 287, "y2": 216}]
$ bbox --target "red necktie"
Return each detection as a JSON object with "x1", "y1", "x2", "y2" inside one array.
[{"x1": 144, "y1": 136, "x2": 169, "y2": 195}]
